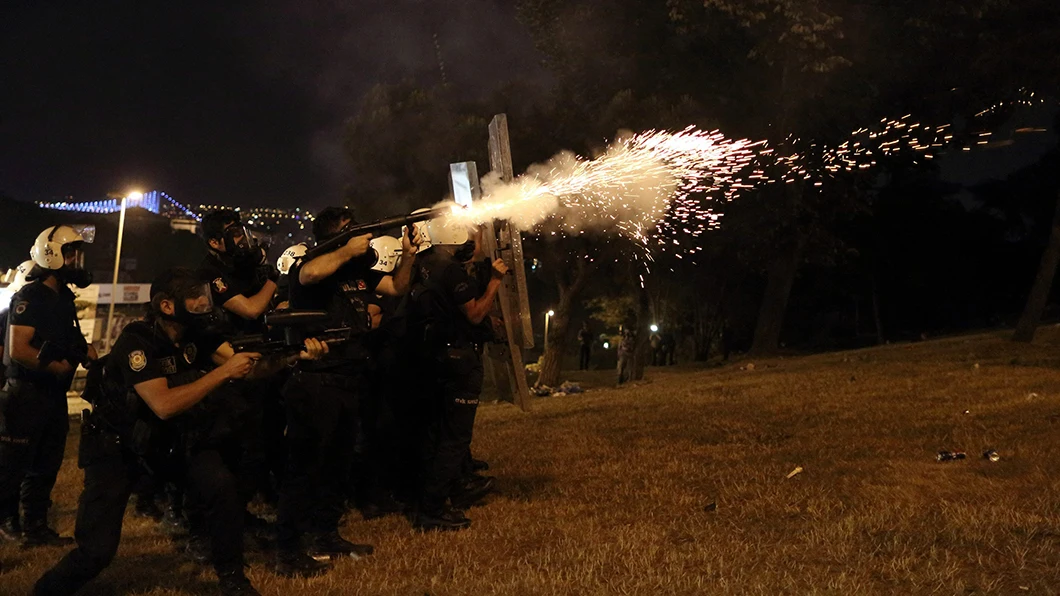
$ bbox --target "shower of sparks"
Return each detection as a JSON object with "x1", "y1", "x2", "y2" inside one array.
[
  {"x1": 440, "y1": 91, "x2": 1050, "y2": 264},
  {"x1": 448, "y1": 128, "x2": 763, "y2": 258}
]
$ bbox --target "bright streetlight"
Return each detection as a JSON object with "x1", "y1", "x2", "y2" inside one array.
[
  {"x1": 650, "y1": 324, "x2": 659, "y2": 333},
  {"x1": 104, "y1": 191, "x2": 137, "y2": 348},
  {"x1": 544, "y1": 309, "x2": 555, "y2": 350}
]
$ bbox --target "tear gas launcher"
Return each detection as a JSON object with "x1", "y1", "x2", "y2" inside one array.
[
  {"x1": 229, "y1": 310, "x2": 354, "y2": 356},
  {"x1": 302, "y1": 206, "x2": 453, "y2": 261}
]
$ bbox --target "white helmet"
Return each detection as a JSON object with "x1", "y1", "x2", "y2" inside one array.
[
  {"x1": 370, "y1": 236, "x2": 403, "y2": 273},
  {"x1": 30, "y1": 225, "x2": 91, "y2": 270},
  {"x1": 9, "y1": 260, "x2": 34, "y2": 293},
  {"x1": 412, "y1": 209, "x2": 469, "y2": 247},
  {"x1": 276, "y1": 243, "x2": 308, "y2": 276}
]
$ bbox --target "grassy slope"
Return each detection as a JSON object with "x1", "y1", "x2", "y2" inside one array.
[{"x1": 5, "y1": 329, "x2": 1060, "y2": 595}]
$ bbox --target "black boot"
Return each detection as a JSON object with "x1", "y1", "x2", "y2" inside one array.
[
  {"x1": 134, "y1": 497, "x2": 164, "y2": 521},
  {"x1": 470, "y1": 458, "x2": 490, "y2": 472},
  {"x1": 309, "y1": 531, "x2": 374, "y2": 559},
  {"x1": 0, "y1": 517, "x2": 21, "y2": 543},
  {"x1": 21, "y1": 521, "x2": 74, "y2": 548},
  {"x1": 217, "y1": 568, "x2": 260, "y2": 596},
  {"x1": 450, "y1": 475, "x2": 495, "y2": 510},
  {"x1": 184, "y1": 533, "x2": 212, "y2": 565},
  {"x1": 275, "y1": 550, "x2": 330, "y2": 578},
  {"x1": 413, "y1": 506, "x2": 471, "y2": 532}
]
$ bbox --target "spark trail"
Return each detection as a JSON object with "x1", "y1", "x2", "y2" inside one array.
[{"x1": 446, "y1": 127, "x2": 764, "y2": 257}]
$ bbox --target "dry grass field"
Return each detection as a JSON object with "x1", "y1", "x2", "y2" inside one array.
[{"x1": 6, "y1": 329, "x2": 1060, "y2": 594}]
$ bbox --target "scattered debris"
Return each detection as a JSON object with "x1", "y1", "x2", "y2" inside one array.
[
  {"x1": 704, "y1": 502, "x2": 717, "y2": 512},
  {"x1": 973, "y1": 363, "x2": 980, "y2": 370},
  {"x1": 532, "y1": 381, "x2": 584, "y2": 397},
  {"x1": 785, "y1": 466, "x2": 804, "y2": 479},
  {"x1": 1019, "y1": 586, "x2": 1030, "y2": 591},
  {"x1": 983, "y1": 450, "x2": 1000, "y2": 462},
  {"x1": 742, "y1": 363, "x2": 756, "y2": 371},
  {"x1": 963, "y1": 410, "x2": 970, "y2": 415},
  {"x1": 1027, "y1": 392, "x2": 1039, "y2": 401},
  {"x1": 936, "y1": 451, "x2": 967, "y2": 462}
]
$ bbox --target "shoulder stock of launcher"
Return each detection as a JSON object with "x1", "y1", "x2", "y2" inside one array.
[
  {"x1": 302, "y1": 206, "x2": 452, "y2": 261},
  {"x1": 229, "y1": 310, "x2": 354, "y2": 356}
]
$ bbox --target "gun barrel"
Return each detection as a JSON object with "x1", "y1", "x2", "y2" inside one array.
[{"x1": 303, "y1": 206, "x2": 452, "y2": 261}]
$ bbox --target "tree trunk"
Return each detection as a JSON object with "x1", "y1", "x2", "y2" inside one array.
[
  {"x1": 537, "y1": 312, "x2": 571, "y2": 387},
  {"x1": 750, "y1": 233, "x2": 807, "y2": 356},
  {"x1": 536, "y1": 259, "x2": 591, "y2": 387},
  {"x1": 1014, "y1": 190, "x2": 1060, "y2": 342}
]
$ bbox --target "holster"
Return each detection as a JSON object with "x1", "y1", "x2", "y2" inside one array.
[{"x1": 78, "y1": 412, "x2": 123, "y2": 469}]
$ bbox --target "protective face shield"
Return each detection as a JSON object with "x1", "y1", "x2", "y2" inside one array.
[
  {"x1": 163, "y1": 282, "x2": 226, "y2": 332},
  {"x1": 30, "y1": 225, "x2": 94, "y2": 288},
  {"x1": 221, "y1": 223, "x2": 255, "y2": 259},
  {"x1": 276, "y1": 243, "x2": 308, "y2": 276},
  {"x1": 369, "y1": 236, "x2": 403, "y2": 273}
]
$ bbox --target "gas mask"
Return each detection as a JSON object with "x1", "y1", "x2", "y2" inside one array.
[
  {"x1": 220, "y1": 224, "x2": 259, "y2": 266},
  {"x1": 59, "y1": 242, "x2": 92, "y2": 288},
  {"x1": 162, "y1": 283, "x2": 226, "y2": 334}
]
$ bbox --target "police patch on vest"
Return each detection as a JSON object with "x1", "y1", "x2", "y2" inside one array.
[
  {"x1": 13, "y1": 301, "x2": 27, "y2": 315},
  {"x1": 129, "y1": 350, "x2": 147, "y2": 372},
  {"x1": 183, "y1": 343, "x2": 198, "y2": 364},
  {"x1": 159, "y1": 356, "x2": 177, "y2": 375},
  {"x1": 212, "y1": 278, "x2": 228, "y2": 294},
  {"x1": 356, "y1": 279, "x2": 367, "y2": 291}
]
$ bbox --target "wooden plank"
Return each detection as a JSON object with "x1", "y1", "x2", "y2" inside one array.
[
  {"x1": 488, "y1": 115, "x2": 535, "y2": 348},
  {"x1": 486, "y1": 114, "x2": 533, "y2": 411}
]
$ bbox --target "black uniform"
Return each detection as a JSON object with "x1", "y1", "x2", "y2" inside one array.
[
  {"x1": 407, "y1": 249, "x2": 486, "y2": 516},
  {"x1": 33, "y1": 320, "x2": 247, "y2": 595},
  {"x1": 0, "y1": 280, "x2": 85, "y2": 534},
  {"x1": 276, "y1": 253, "x2": 380, "y2": 553},
  {"x1": 199, "y1": 251, "x2": 283, "y2": 503}
]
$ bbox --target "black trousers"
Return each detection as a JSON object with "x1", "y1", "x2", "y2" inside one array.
[
  {"x1": 419, "y1": 347, "x2": 483, "y2": 514},
  {"x1": 34, "y1": 429, "x2": 244, "y2": 595},
  {"x1": 277, "y1": 371, "x2": 360, "y2": 552},
  {"x1": 234, "y1": 376, "x2": 287, "y2": 504},
  {"x1": 0, "y1": 379, "x2": 69, "y2": 526},
  {"x1": 579, "y1": 345, "x2": 591, "y2": 370}
]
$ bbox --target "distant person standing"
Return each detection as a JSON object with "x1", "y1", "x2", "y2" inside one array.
[
  {"x1": 661, "y1": 331, "x2": 676, "y2": 366},
  {"x1": 616, "y1": 328, "x2": 635, "y2": 386},
  {"x1": 577, "y1": 322, "x2": 592, "y2": 371}
]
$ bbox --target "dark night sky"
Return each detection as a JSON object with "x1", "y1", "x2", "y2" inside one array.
[{"x1": 1, "y1": 1, "x2": 546, "y2": 211}]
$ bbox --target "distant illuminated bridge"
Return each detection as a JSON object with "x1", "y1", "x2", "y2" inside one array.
[{"x1": 37, "y1": 191, "x2": 202, "y2": 221}]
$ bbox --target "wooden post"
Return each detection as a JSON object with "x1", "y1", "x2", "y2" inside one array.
[{"x1": 485, "y1": 114, "x2": 533, "y2": 411}]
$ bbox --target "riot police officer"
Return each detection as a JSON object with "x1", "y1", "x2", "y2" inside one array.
[
  {"x1": 406, "y1": 220, "x2": 506, "y2": 531},
  {"x1": 0, "y1": 226, "x2": 96, "y2": 547},
  {"x1": 32, "y1": 267, "x2": 327, "y2": 596},
  {"x1": 275, "y1": 207, "x2": 419, "y2": 576},
  {"x1": 198, "y1": 210, "x2": 283, "y2": 517}
]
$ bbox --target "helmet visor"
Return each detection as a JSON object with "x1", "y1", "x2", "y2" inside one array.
[
  {"x1": 223, "y1": 224, "x2": 251, "y2": 252},
  {"x1": 183, "y1": 283, "x2": 216, "y2": 314},
  {"x1": 71, "y1": 224, "x2": 96, "y2": 243}
]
